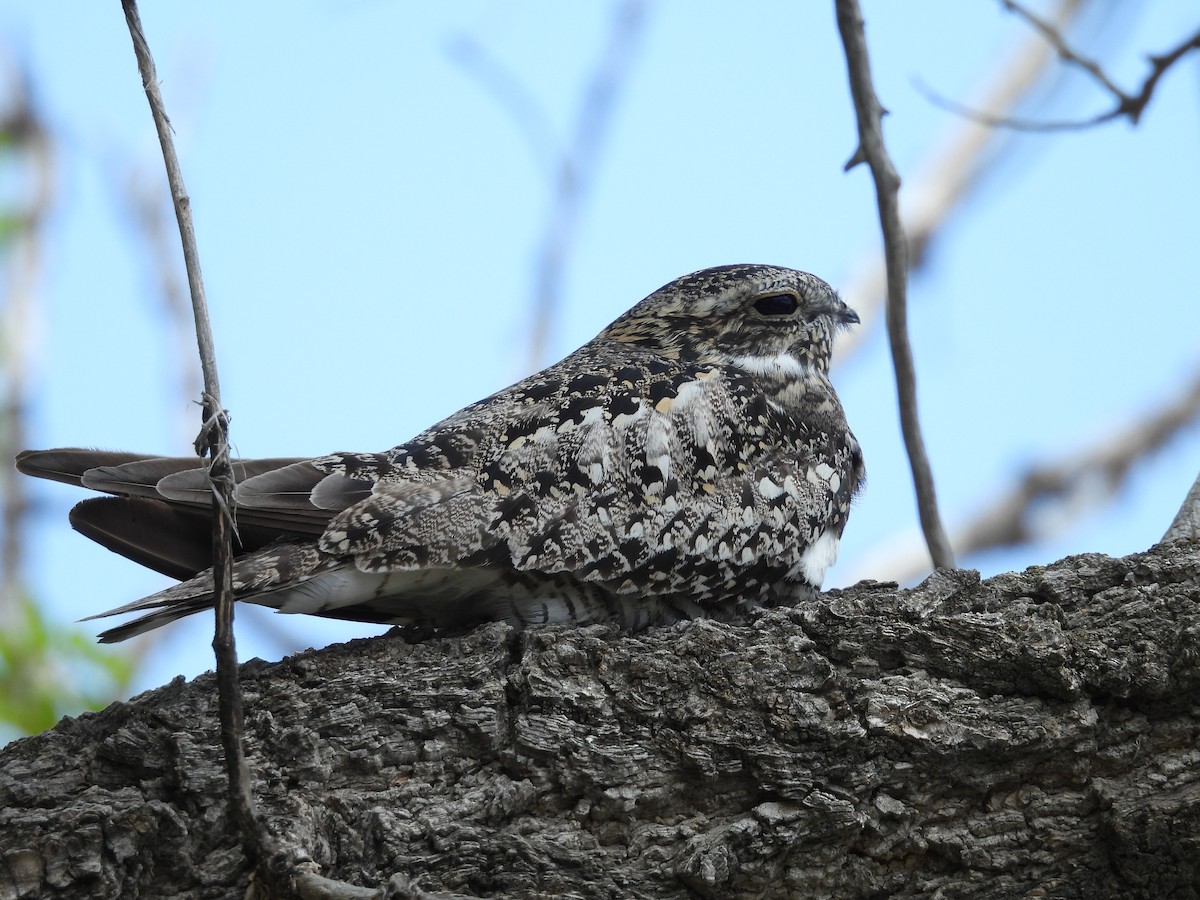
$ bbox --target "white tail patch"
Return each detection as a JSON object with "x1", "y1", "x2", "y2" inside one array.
[
  {"x1": 271, "y1": 569, "x2": 391, "y2": 614},
  {"x1": 270, "y1": 567, "x2": 495, "y2": 616},
  {"x1": 790, "y1": 530, "x2": 840, "y2": 588}
]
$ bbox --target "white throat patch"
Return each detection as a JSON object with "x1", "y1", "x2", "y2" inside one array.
[{"x1": 731, "y1": 352, "x2": 808, "y2": 378}]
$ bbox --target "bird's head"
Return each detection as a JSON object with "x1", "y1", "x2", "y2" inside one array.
[{"x1": 600, "y1": 264, "x2": 859, "y2": 375}]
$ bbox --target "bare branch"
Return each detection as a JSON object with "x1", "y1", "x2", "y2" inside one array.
[
  {"x1": 920, "y1": 7, "x2": 1200, "y2": 132},
  {"x1": 453, "y1": 1, "x2": 648, "y2": 372},
  {"x1": 1164, "y1": 472, "x2": 1200, "y2": 543},
  {"x1": 1000, "y1": 0, "x2": 1127, "y2": 100},
  {"x1": 119, "y1": 0, "x2": 252, "y2": 864},
  {"x1": 0, "y1": 61, "x2": 53, "y2": 603},
  {"x1": 860, "y1": 366, "x2": 1200, "y2": 584},
  {"x1": 834, "y1": 0, "x2": 955, "y2": 570},
  {"x1": 835, "y1": 0, "x2": 1087, "y2": 364},
  {"x1": 1125, "y1": 27, "x2": 1200, "y2": 125},
  {"x1": 956, "y1": 366, "x2": 1200, "y2": 555}
]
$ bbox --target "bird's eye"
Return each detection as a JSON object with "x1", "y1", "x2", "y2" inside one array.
[{"x1": 753, "y1": 294, "x2": 799, "y2": 316}]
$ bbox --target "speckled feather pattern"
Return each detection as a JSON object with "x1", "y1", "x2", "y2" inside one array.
[{"x1": 16, "y1": 265, "x2": 864, "y2": 641}]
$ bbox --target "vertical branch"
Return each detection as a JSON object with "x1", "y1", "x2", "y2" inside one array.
[
  {"x1": 119, "y1": 0, "x2": 255, "y2": 851},
  {"x1": 117, "y1": 7, "x2": 469, "y2": 896},
  {"x1": 450, "y1": 1, "x2": 647, "y2": 371},
  {"x1": 0, "y1": 67, "x2": 53, "y2": 605},
  {"x1": 527, "y1": 0, "x2": 646, "y2": 370},
  {"x1": 528, "y1": 0, "x2": 647, "y2": 370},
  {"x1": 834, "y1": 0, "x2": 956, "y2": 570},
  {"x1": 117, "y1": 166, "x2": 204, "y2": 443},
  {"x1": 834, "y1": 0, "x2": 1087, "y2": 364}
]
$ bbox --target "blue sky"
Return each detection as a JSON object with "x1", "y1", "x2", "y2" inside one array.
[{"x1": 3, "y1": 2, "x2": 1198, "y2": 693}]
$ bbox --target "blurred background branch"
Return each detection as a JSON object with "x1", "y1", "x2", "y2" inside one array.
[
  {"x1": 450, "y1": 0, "x2": 649, "y2": 372},
  {"x1": 0, "y1": 51, "x2": 135, "y2": 740},
  {"x1": 0, "y1": 56, "x2": 49, "y2": 603},
  {"x1": 112, "y1": 164, "x2": 201, "y2": 438},
  {"x1": 859, "y1": 366, "x2": 1200, "y2": 585},
  {"x1": 836, "y1": 0, "x2": 1088, "y2": 362},
  {"x1": 955, "y1": 366, "x2": 1200, "y2": 557},
  {"x1": 919, "y1": 1, "x2": 1200, "y2": 130}
]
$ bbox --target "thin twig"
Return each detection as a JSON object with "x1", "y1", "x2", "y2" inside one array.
[
  {"x1": 835, "y1": 0, "x2": 1087, "y2": 365},
  {"x1": 116, "y1": 164, "x2": 203, "y2": 441},
  {"x1": 1001, "y1": 0, "x2": 1126, "y2": 99},
  {"x1": 445, "y1": 35, "x2": 557, "y2": 177},
  {"x1": 452, "y1": 0, "x2": 648, "y2": 371},
  {"x1": 120, "y1": 0, "x2": 254, "y2": 854},
  {"x1": 0, "y1": 62, "x2": 53, "y2": 605},
  {"x1": 920, "y1": 13, "x2": 1200, "y2": 132},
  {"x1": 857, "y1": 366, "x2": 1200, "y2": 583},
  {"x1": 118, "y1": 8, "x2": 488, "y2": 898},
  {"x1": 834, "y1": 0, "x2": 955, "y2": 570}
]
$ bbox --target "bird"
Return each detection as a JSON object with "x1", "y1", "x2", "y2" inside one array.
[{"x1": 16, "y1": 264, "x2": 864, "y2": 643}]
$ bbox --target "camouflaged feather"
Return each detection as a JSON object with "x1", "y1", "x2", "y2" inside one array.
[{"x1": 16, "y1": 264, "x2": 865, "y2": 640}]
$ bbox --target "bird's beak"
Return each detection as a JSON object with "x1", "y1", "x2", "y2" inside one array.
[
  {"x1": 826, "y1": 302, "x2": 859, "y2": 328},
  {"x1": 815, "y1": 291, "x2": 859, "y2": 328}
]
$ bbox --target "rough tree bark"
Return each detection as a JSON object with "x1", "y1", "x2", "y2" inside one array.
[{"x1": 2, "y1": 542, "x2": 1198, "y2": 899}]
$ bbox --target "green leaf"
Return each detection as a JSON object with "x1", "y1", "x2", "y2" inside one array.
[{"x1": 0, "y1": 591, "x2": 138, "y2": 737}]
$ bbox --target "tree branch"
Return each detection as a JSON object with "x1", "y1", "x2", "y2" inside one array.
[
  {"x1": 834, "y1": 0, "x2": 955, "y2": 570},
  {"x1": 860, "y1": 365, "x2": 1200, "y2": 584},
  {"x1": 0, "y1": 61, "x2": 53, "y2": 603},
  {"x1": 1000, "y1": 0, "x2": 1126, "y2": 100},
  {"x1": 920, "y1": 8, "x2": 1200, "y2": 132},
  {"x1": 451, "y1": 1, "x2": 648, "y2": 372},
  {"x1": 835, "y1": 0, "x2": 1087, "y2": 365},
  {"x1": 4, "y1": 543, "x2": 1199, "y2": 897},
  {"x1": 956, "y1": 366, "x2": 1200, "y2": 554},
  {"x1": 119, "y1": 0, "x2": 253, "y2": 870},
  {"x1": 1164, "y1": 471, "x2": 1200, "y2": 542}
]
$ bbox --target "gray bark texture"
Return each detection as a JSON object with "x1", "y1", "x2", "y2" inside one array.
[{"x1": 2, "y1": 542, "x2": 1199, "y2": 900}]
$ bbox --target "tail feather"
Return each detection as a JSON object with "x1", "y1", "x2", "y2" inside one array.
[
  {"x1": 82, "y1": 538, "x2": 343, "y2": 641},
  {"x1": 18, "y1": 447, "x2": 353, "y2": 582},
  {"x1": 236, "y1": 461, "x2": 343, "y2": 510},
  {"x1": 68, "y1": 496, "x2": 327, "y2": 580},
  {"x1": 14, "y1": 448, "x2": 157, "y2": 487},
  {"x1": 70, "y1": 497, "x2": 215, "y2": 580},
  {"x1": 80, "y1": 456, "x2": 207, "y2": 499},
  {"x1": 96, "y1": 602, "x2": 216, "y2": 644},
  {"x1": 80, "y1": 571, "x2": 215, "y2": 624},
  {"x1": 157, "y1": 458, "x2": 314, "y2": 505}
]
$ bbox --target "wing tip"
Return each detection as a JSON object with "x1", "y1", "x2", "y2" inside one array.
[{"x1": 14, "y1": 448, "x2": 120, "y2": 485}]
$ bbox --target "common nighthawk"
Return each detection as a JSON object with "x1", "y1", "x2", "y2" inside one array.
[{"x1": 16, "y1": 264, "x2": 864, "y2": 643}]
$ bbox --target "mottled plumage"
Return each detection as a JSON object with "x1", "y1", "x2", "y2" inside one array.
[{"x1": 16, "y1": 265, "x2": 864, "y2": 642}]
